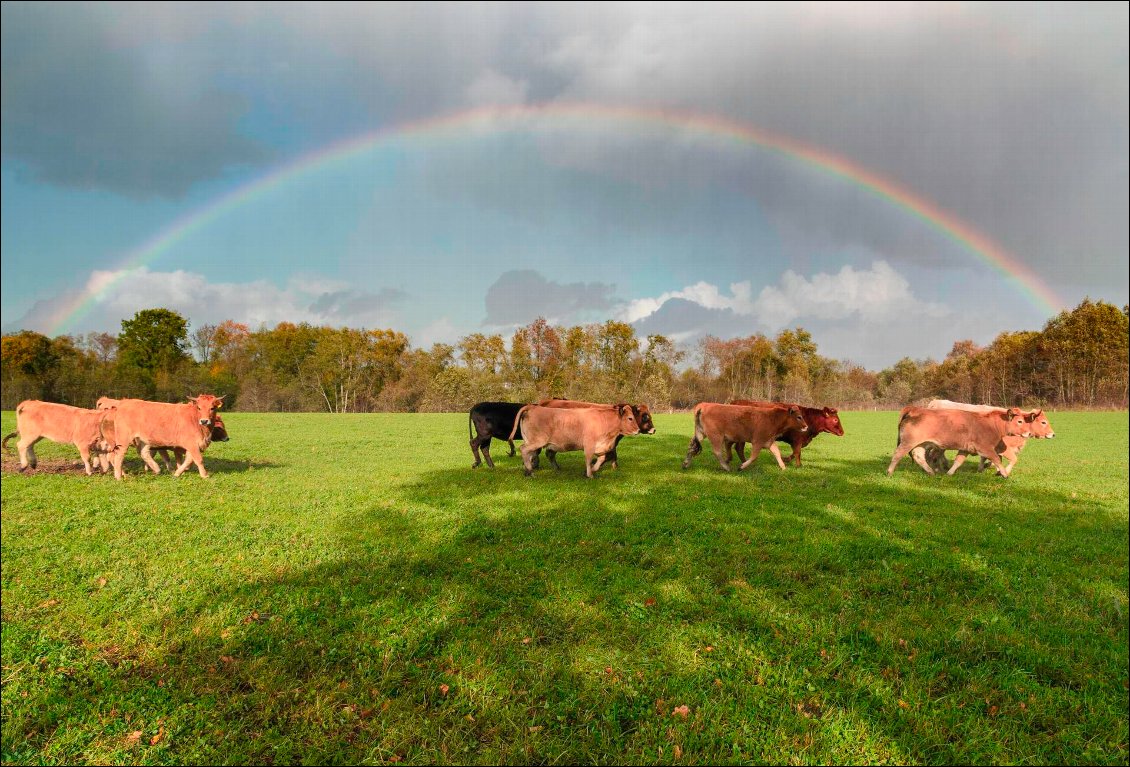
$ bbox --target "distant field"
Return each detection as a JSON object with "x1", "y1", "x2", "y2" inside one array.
[{"x1": 2, "y1": 410, "x2": 1127, "y2": 765}]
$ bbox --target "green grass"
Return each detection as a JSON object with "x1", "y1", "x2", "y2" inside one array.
[{"x1": 2, "y1": 410, "x2": 1127, "y2": 765}]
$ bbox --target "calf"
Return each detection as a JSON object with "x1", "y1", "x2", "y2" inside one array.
[
  {"x1": 538, "y1": 398, "x2": 656, "y2": 468},
  {"x1": 682, "y1": 402, "x2": 809, "y2": 472},
  {"x1": 3, "y1": 400, "x2": 119, "y2": 475},
  {"x1": 914, "y1": 400, "x2": 1055, "y2": 475},
  {"x1": 106, "y1": 394, "x2": 225, "y2": 479},
  {"x1": 888, "y1": 406, "x2": 1031, "y2": 477},
  {"x1": 730, "y1": 400, "x2": 843, "y2": 467},
  {"x1": 469, "y1": 401, "x2": 527, "y2": 468},
  {"x1": 510, "y1": 404, "x2": 640, "y2": 478}
]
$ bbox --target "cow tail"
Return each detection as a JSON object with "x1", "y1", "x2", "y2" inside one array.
[
  {"x1": 469, "y1": 410, "x2": 475, "y2": 442},
  {"x1": 509, "y1": 405, "x2": 531, "y2": 443},
  {"x1": 687, "y1": 405, "x2": 705, "y2": 456},
  {"x1": 1, "y1": 432, "x2": 17, "y2": 453}
]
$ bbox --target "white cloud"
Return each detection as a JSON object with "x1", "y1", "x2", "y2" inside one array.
[
  {"x1": 621, "y1": 261, "x2": 944, "y2": 329},
  {"x1": 8, "y1": 267, "x2": 408, "y2": 336}
]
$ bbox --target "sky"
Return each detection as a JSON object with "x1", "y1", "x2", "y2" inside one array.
[{"x1": 2, "y1": 2, "x2": 1127, "y2": 369}]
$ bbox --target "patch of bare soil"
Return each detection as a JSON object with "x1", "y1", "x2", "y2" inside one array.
[{"x1": 1, "y1": 453, "x2": 89, "y2": 474}]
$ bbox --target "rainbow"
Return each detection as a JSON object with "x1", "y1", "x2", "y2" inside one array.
[{"x1": 46, "y1": 103, "x2": 1064, "y2": 335}]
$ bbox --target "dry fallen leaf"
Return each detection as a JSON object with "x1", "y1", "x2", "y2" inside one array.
[
  {"x1": 150, "y1": 727, "x2": 165, "y2": 746},
  {"x1": 439, "y1": 684, "x2": 450, "y2": 696},
  {"x1": 125, "y1": 731, "x2": 142, "y2": 747},
  {"x1": 644, "y1": 597, "x2": 657, "y2": 607},
  {"x1": 522, "y1": 637, "x2": 532, "y2": 645},
  {"x1": 528, "y1": 725, "x2": 543, "y2": 733},
  {"x1": 704, "y1": 646, "x2": 714, "y2": 653},
  {"x1": 672, "y1": 705, "x2": 690, "y2": 719},
  {"x1": 674, "y1": 744, "x2": 684, "y2": 760},
  {"x1": 898, "y1": 699, "x2": 910, "y2": 709},
  {"x1": 38, "y1": 598, "x2": 60, "y2": 608}
]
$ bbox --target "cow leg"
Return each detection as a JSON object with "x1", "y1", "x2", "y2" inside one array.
[
  {"x1": 978, "y1": 450, "x2": 1009, "y2": 478},
  {"x1": 520, "y1": 443, "x2": 542, "y2": 477},
  {"x1": 682, "y1": 437, "x2": 702, "y2": 469},
  {"x1": 588, "y1": 453, "x2": 607, "y2": 478},
  {"x1": 507, "y1": 438, "x2": 516, "y2": 457},
  {"x1": 711, "y1": 441, "x2": 732, "y2": 471},
  {"x1": 910, "y1": 446, "x2": 936, "y2": 475},
  {"x1": 768, "y1": 443, "x2": 789, "y2": 470},
  {"x1": 791, "y1": 444, "x2": 802, "y2": 467},
  {"x1": 946, "y1": 453, "x2": 969, "y2": 476},
  {"x1": 737, "y1": 446, "x2": 762, "y2": 471},
  {"x1": 112, "y1": 446, "x2": 126, "y2": 480},
  {"x1": 887, "y1": 443, "x2": 915, "y2": 476},
  {"x1": 158, "y1": 448, "x2": 176, "y2": 472},
  {"x1": 17, "y1": 435, "x2": 41, "y2": 471},
  {"x1": 734, "y1": 442, "x2": 747, "y2": 463},
  {"x1": 546, "y1": 449, "x2": 562, "y2": 471},
  {"x1": 77, "y1": 444, "x2": 94, "y2": 476},
  {"x1": 138, "y1": 444, "x2": 163, "y2": 475},
  {"x1": 174, "y1": 445, "x2": 208, "y2": 478},
  {"x1": 723, "y1": 439, "x2": 734, "y2": 465}
]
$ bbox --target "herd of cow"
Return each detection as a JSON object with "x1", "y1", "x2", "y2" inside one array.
[
  {"x1": 3, "y1": 395, "x2": 227, "y2": 479},
  {"x1": 2, "y1": 394, "x2": 1054, "y2": 480},
  {"x1": 469, "y1": 397, "x2": 1055, "y2": 478}
]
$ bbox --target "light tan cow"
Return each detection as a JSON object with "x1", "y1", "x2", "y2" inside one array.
[
  {"x1": 682, "y1": 402, "x2": 809, "y2": 472},
  {"x1": 96, "y1": 397, "x2": 229, "y2": 473},
  {"x1": 510, "y1": 404, "x2": 640, "y2": 478},
  {"x1": 914, "y1": 399, "x2": 1055, "y2": 475},
  {"x1": 2, "y1": 400, "x2": 119, "y2": 475},
  {"x1": 888, "y1": 406, "x2": 1031, "y2": 477},
  {"x1": 538, "y1": 398, "x2": 656, "y2": 468},
  {"x1": 104, "y1": 394, "x2": 225, "y2": 479}
]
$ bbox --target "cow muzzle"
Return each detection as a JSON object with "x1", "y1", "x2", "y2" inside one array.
[{"x1": 199, "y1": 418, "x2": 213, "y2": 427}]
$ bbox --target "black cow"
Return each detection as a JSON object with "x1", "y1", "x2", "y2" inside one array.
[{"x1": 469, "y1": 401, "x2": 527, "y2": 468}]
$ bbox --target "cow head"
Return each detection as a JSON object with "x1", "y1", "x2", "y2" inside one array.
[
  {"x1": 1002, "y1": 408, "x2": 1031, "y2": 437},
  {"x1": 617, "y1": 404, "x2": 641, "y2": 435},
  {"x1": 819, "y1": 407, "x2": 845, "y2": 436},
  {"x1": 95, "y1": 396, "x2": 118, "y2": 411},
  {"x1": 787, "y1": 404, "x2": 809, "y2": 432},
  {"x1": 1024, "y1": 409, "x2": 1055, "y2": 439},
  {"x1": 633, "y1": 404, "x2": 656, "y2": 434},
  {"x1": 187, "y1": 393, "x2": 225, "y2": 428},
  {"x1": 210, "y1": 412, "x2": 231, "y2": 442}
]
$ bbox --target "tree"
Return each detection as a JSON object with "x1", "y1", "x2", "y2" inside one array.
[{"x1": 118, "y1": 308, "x2": 190, "y2": 374}]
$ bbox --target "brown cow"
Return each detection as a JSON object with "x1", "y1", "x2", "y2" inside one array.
[
  {"x1": 106, "y1": 394, "x2": 225, "y2": 479},
  {"x1": 730, "y1": 400, "x2": 844, "y2": 467},
  {"x1": 888, "y1": 406, "x2": 1031, "y2": 477},
  {"x1": 96, "y1": 397, "x2": 229, "y2": 473},
  {"x1": 914, "y1": 400, "x2": 1055, "y2": 475},
  {"x1": 510, "y1": 404, "x2": 640, "y2": 478},
  {"x1": 682, "y1": 402, "x2": 809, "y2": 472},
  {"x1": 538, "y1": 398, "x2": 656, "y2": 468},
  {"x1": 2, "y1": 401, "x2": 119, "y2": 475}
]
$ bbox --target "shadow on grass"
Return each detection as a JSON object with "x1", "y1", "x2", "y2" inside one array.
[{"x1": 4, "y1": 432, "x2": 1125, "y2": 764}]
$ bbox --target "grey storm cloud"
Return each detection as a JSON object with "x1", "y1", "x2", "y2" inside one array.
[
  {"x1": 308, "y1": 288, "x2": 409, "y2": 322},
  {"x1": 2, "y1": 3, "x2": 1125, "y2": 297},
  {"x1": 483, "y1": 270, "x2": 616, "y2": 326},
  {"x1": 1, "y1": 3, "x2": 269, "y2": 198}
]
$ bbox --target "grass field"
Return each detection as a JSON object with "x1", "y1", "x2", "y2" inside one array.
[{"x1": 1, "y1": 410, "x2": 1127, "y2": 765}]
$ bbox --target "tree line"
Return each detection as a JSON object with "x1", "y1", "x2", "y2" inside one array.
[{"x1": 2, "y1": 300, "x2": 1127, "y2": 412}]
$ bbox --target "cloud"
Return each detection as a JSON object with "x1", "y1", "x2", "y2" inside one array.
[
  {"x1": 465, "y1": 69, "x2": 529, "y2": 107},
  {"x1": 4, "y1": 268, "x2": 409, "y2": 336},
  {"x1": 1, "y1": 3, "x2": 269, "y2": 198},
  {"x1": 623, "y1": 261, "x2": 956, "y2": 366},
  {"x1": 483, "y1": 270, "x2": 616, "y2": 326}
]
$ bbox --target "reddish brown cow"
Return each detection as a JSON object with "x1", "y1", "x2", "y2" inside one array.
[
  {"x1": 730, "y1": 399, "x2": 844, "y2": 467},
  {"x1": 538, "y1": 398, "x2": 655, "y2": 468},
  {"x1": 106, "y1": 394, "x2": 225, "y2": 479},
  {"x1": 914, "y1": 400, "x2": 1055, "y2": 475},
  {"x1": 2, "y1": 401, "x2": 119, "y2": 475},
  {"x1": 510, "y1": 404, "x2": 640, "y2": 478},
  {"x1": 96, "y1": 397, "x2": 229, "y2": 473},
  {"x1": 888, "y1": 406, "x2": 1031, "y2": 477},
  {"x1": 682, "y1": 402, "x2": 809, "y2": 472}
]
